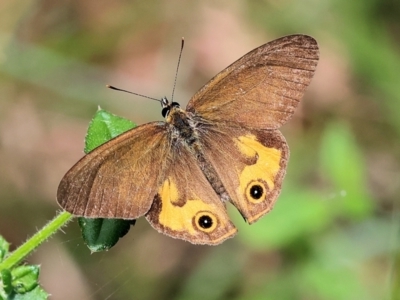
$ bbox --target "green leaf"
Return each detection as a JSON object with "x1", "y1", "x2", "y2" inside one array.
[
  {"x1": 78, "y1": 218, "x2": 136, "y2": 252},
  {"x1": 84, "y1": 108, "x2": 136, "y2": 153},
  {"x1": 79, "y1": 109, "x2": 137, "y2": 252},
  {"x1": 0, "y1": 269, "x2": 12, "y2": 295},
  {"x1": 12, "y1": 285, "x2": 48, "y2": 300},
  {"x1": 0, "y1": 237, "x2": 9, "y2": 263},
  {"x1": 11, "y1": 265, "x2": 39, "y2": 294}
]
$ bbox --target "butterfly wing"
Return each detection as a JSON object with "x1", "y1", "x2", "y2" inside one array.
[
  {"x1": 198, "y1": 124, "x2": 289, "y2": 224},
  {"x1": 145, "y1": 139, "x2": 237, "y2": 245},
  {"x1": 57, "y1": 122, "x2": 172, "y2": 219},
  {"x1": 186, "y1": 34, "x2": 319, "y2": 129}
]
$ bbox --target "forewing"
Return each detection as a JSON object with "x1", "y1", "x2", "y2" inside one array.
[
  {"x1": 57, "y1": 122, "x2": 171, "y2": 219},
  {"x1": 186, "y1": 35, "x2": 319, "y2": 129}
]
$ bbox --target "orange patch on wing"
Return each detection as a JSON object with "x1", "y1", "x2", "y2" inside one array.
[
  {"x1": 234, "y1": 134, "x2": 282, "y2": 198},
  {"x1": 158, "y1": 178, "x2": 226, "y2": 235}
]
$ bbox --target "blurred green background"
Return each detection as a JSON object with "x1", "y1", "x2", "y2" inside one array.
[{"x1": 0, "y1": 0, "x2": 399, "y2": 299}]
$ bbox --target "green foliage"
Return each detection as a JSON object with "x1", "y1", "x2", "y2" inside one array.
[
  {"x1": 78, "y1": 218, "x2": 135, "y2": 252},
  {"x1": 84, "y1": 109, "x2": 137, "y2": 154},
  {"x1": 0, "y1": 236, "x2": 48, "y2": 300}
]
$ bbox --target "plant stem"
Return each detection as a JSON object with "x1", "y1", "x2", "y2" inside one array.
[{"x1": 0, "y1": 211, "x2": 73, "y2": 271}]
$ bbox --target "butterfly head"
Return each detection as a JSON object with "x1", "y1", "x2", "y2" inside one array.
[{"x1": 161, "y1": 97, "x2": 181, "y2": 119}]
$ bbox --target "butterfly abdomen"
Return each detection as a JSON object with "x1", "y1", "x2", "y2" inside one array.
[{"x1": 167, "y1": 107, "x2": 231, "y2": 202}]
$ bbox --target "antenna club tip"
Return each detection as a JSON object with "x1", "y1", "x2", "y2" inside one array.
[{"x1": 106, "y1": 84, "x2": 111, "y2": 88}]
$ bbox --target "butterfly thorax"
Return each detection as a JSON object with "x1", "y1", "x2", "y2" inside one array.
[{"x1": 166, "y1": 105, "x2": 198, "y2": 147}]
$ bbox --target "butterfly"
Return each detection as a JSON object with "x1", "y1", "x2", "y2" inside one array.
[{"x1": 57, "y1": 34, "x2": 319, "y2": 245}]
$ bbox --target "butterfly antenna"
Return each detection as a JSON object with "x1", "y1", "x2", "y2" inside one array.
[
  {"x1": 106, "y1": 85, "x2": 161, "y2": 103},
  {"x1": 171, "y1": 37, "x2": 184, "y2": 101}
]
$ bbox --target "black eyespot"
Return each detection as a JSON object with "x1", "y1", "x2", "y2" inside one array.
[
  {"x1": 250, "y1": 185, "x2": 264, "y2": 200},
  {"x1": 198, "y1": 215, "x2": 213, "y2": 229},
  {"x1": 161, "y1": 107, "x2": 170, "y2": 118}
]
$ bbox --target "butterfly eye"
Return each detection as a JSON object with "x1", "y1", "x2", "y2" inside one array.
[
  {"x1": 171, "y1": 102, "x2": 180, "y2": 108},
  {"x1": 246, "y1": 181, "x2": 268, "y2": 204},
  {"x1": 194, "y1": 211, "x2": 218, "y2": 233},
  {"x1": 161, "y1": 107, "x2": 170, "y2": 118}
]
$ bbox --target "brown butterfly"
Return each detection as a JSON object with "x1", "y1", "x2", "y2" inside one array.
[{"x1": 57, "y1": 34, "x2": 319, "y2": 245}]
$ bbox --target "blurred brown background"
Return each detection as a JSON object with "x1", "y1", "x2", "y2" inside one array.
[{"x1": 0, "y1": 0, "x2": 399, "y2": 299}]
